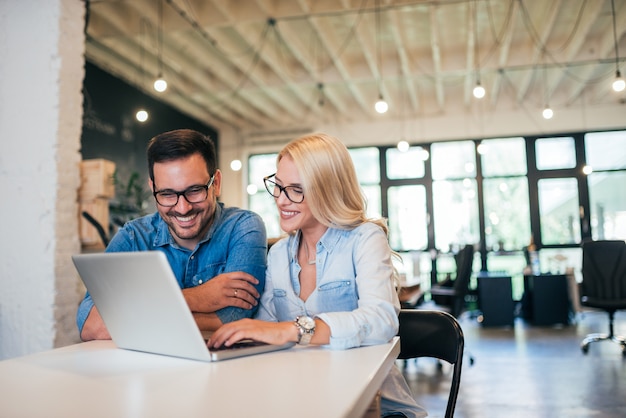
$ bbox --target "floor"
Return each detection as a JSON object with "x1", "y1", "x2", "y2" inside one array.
[{"x1": 400, "y1": 308, "x2": 626, "y2": 418}]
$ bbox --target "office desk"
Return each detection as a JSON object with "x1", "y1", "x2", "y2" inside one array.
[
  {"x1": 477, "y1": 272, "x2": 515, "y2": 327},
  {"x1": 0, "y1": 338, "x2": 399, "y2": 418},
  {"x1": 523, "y1": 274, "x2": 570, "y2": 326}
]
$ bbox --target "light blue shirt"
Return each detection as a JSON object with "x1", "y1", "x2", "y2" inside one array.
[
  {"x1": 256, "y1": 222, "x2": 427, "y2": 417},
  {"x1": 256, "y1": 222, "x2": 400, "y2": 350},
  {"x1": 76, "y1": 203, "x2": 267, "y2": 333}
]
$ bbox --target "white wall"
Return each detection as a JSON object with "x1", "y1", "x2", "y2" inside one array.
[{"x1": 0, "y1": 0, "x2": 85, "y2": 360}]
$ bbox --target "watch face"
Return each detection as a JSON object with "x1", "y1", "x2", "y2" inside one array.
[{"x1": 298, "y1": 316, "x2": 315, "y2": 331}]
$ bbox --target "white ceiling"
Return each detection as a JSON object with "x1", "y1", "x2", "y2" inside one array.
[{"x1": 85, "y1": 0, "x2": 626, "y2": 136}]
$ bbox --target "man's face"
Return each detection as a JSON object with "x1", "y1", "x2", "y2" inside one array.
[{"x1": 150, "y1": 153, "x2": 221, "y2": 250}]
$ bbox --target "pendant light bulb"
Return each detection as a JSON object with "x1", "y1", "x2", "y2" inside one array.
[
  {"x1": 542, "y1": 106, "x2": 553, "y2": 120},
  {"x1": 375, "y1": 95, "x2": 388, "y2": 114},
  {"x1": 612, "y1": 70, "x2": 625, "y2": 92},
  {"x1": 154, "y1": 76, "x2": 167, "y2": 92},
  {"x1": 473, "y1": 82, "x2": 485, "y2": 99}
]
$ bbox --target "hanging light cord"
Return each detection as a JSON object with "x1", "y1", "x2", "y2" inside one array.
[{"x1": 611, "y1": 0, "x2": 620, "y2": 74}]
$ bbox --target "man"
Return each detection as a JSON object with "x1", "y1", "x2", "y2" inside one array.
[{"x1": 77, "y1": 129, "x2": 267, "y2": 341}]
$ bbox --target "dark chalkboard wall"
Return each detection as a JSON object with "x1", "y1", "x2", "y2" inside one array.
[
  {"x1": 80, "y1": 61, "x2": 219, "y2": 225},
  {"x1": 81, "y1": 61, "x2": 218, "y2": 189}
]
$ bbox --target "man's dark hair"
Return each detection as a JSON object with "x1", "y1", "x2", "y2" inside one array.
[{"x1": 147, "y1": 129, "x2": 217, "y2": 181}]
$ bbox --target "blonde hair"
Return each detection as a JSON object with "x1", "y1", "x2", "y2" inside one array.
[{"x1": 277, "y1": 133, "x2": 401, "y2": 285}]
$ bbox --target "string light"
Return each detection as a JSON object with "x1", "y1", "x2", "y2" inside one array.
[
  {"x1": 542, "y1": 106, "x2": 553, "y2": 120},
  {"x1": 473, "y1": 82, "x2": 485, "y2": 99},
  {"x1": 375, "y1": 95, "x2": 388, "y2": 113},
  {"x1": 136, "y1": 109, "x2": 149, "y2": 122},
  {"x1": 397, "y1": 140, "x2": 409, "y2": 152},
  {"x1": 610, "y1": 0, "x2": 624, "y2": 92},
  {"x1": 373, "y1": 0, "x2": 388, "y2": 114},
  {"x1": 230, "y1": 159, "x2": 242, "y2": 171},
  {"x1": 153, "y1": 0, "x2": 167, "y2": 92}
]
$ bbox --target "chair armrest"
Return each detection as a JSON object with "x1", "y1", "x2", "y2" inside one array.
[{"x1": 430, "y1": 286, "x2": 457, "y2": 296}]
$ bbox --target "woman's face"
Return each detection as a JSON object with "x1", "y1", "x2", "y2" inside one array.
[{"x1": 273, "y1": 156, "x2": 319, "y2": 234}]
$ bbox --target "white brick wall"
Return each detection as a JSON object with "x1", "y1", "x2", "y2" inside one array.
[{"x1": 0, "y1": 0, "x2": 85, "y2": 359}]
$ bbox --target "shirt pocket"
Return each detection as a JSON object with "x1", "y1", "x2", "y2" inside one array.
[
  {"x1": 272, "y1": 288, "x2": 302, "y2": 319},
  {"x1": 317, "y1": 280, "x2": 358, "y2": 312}
]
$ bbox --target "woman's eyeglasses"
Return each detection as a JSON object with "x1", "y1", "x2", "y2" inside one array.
[{"x1": 263, "y1": 174, "x2": 304, "y2": 203}]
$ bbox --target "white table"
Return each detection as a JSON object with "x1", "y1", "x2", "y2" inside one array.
[{"x1": 0, "y1": 337, "x2": 399, "y2": 418}]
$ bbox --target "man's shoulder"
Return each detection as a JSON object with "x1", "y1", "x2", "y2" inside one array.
[{"x1": 221, "y1": 205, "x2": 263, "y2": 223}]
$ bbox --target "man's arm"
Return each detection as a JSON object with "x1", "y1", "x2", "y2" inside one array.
[{"x1": 80, "y1": 306, "x2": 111, "y2": 341}]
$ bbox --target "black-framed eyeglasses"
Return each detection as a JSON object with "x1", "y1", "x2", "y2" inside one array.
[
  {"x1": 153, "y1": 175, "x2": 215, "y2": 207},
  {"x1": 263, "y1": 174, "x2": 304, "y2": 203}
]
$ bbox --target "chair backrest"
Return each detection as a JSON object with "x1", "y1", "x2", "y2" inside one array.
[
  {"x1": 451, "y1": 245, "x2": 474, "y2": 317},
  {"x1": 398, "y1": 309, "x2": 464, "y2": 418},
  {"x1": 581, "y1": 240, "x2": 626, "y2": 302}
]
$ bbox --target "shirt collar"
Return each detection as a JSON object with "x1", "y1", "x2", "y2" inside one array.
[{"x1": 289, "y1": 227, "x2": 343, "y2": 262}]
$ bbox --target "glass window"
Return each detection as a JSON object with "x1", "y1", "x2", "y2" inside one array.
[
  {"x1": 248, "y1": 153, "x2": 280, "y2": 237},
  {"x1": 386, "y1": 146, "x2": 427, "y2": 179},
  {"x1": 483, "y1": 178, "x2": 530, "y2": 252},
  {"x1": 387, "y1": 185, "x2": 428, "y2": 251},
  {"x1": 431, "y1": 141, "x2": 476, "y2": 180},
  {"x1": 480, "y1": 137, "x2": 527, "y2": 176},
  {"x1": 535, "y1": 137, "x2": 576, "y2": 170},
  {"x1": 348, "y1": 147, "x2": 380, "y2": 183},
  {"x1": 433, "y1": 179, "x2": 480, "y2": 252},
  {"x1": 585, "y1": 131, "x2": 626, "y2": 170},
  {"x1": 362, "y1": 184, "x2": 382, "y2": 219},
  {"x1": 588, "y1": 171, "x2": 626, "y2": 240},
  {"x1": 537, "y1": 178, "x2": 581, "y2": 244},
  {"x1": 396, "y1": 251, "x2": 432, "y2": 290},
  {"x1": 349, "y1": 147, "x2": 381, "y2": 219}
]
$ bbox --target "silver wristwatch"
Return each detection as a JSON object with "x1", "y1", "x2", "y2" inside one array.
[{"x1": 295, "y1": 315, "x2": 316, "y2": 345}]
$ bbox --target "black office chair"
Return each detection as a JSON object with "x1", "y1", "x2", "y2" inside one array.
[
  {"x1": 580, "y1": 240, "x2": 626, "y2": 357},
  {"x1": 430, "y1": 245, "x2": 475, "y2": 319},
  {"x1": 398, "y1": 310, "x2": 464, "y2": 418}
]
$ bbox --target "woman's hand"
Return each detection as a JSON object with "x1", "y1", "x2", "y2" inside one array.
[{"x1": 207, "y1": 318, "x2": 296, "y2": 349}]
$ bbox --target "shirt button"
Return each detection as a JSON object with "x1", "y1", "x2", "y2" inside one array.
[
  {"x1": 198, "y1": 279, "x2": 203, "y2": 284},
  {"x1": 191, "y1": 255, "x2": 195, "y2": 260}
]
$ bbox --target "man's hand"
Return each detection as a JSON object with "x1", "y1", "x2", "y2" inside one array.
[
  {"x1": 80, "y1": 307, "x2": 111, "y2": 341},
  {"x1": 183, "y1": 271, "x2": 260, "y2": 313}
]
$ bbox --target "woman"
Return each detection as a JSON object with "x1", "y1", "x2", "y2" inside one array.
[{"x1": 208, "y1": 133, "x2": 427, "y2": 418}]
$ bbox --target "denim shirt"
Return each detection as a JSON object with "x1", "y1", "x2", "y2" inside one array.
[
  {"x1": 255, "y1": 222, "x2": 400, "y2": 350},
  {"x1": 76, "y1": 203, "x2": 267, "y2": 333}
]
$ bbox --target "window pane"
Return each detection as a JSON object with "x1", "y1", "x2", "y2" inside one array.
[
  {"x1": 388, "y1": 185, "x2": 428, "y2": 251},
  {"x1": 386, "y1": 146, "x2": 426, "y2": 179},
  {"x1": 433, "y1": 179, "x2": 480, "y2": 251},
  {"x1": 431, "y1": 141, "x2": 476, "y2": 179},
  {"x1": 538, "y1": 178, "x2": 581, "y2": 244},
  {"x1": 483, "y1": 178, "x2": 530, "y2": 251},
  {"x1": 585, "y1": 131, "x2": 626, "y2": 170},
  {"x1": 535, "y1": 137, "x2": 576, "y2": 170},
  {"x1": 396, "y1": 251, "x2": 433, "y2": 289},
  {"x1": 349, "y1": 147, "x2": 380, "y2": 183},
  {"x1": 362, "y1": 185, "x2": 382, "y2": 219},
  {"x1": 248, "y1": 153, "x2": 280, "y2": 237},
  {"x1": 248, "y1": 153, "x2": 277, "y2": 186},
  {"x1": 588, "y1": 171, "x2": 626, "y2": 240},
  {"x1": 249, "y1": 191, "x2": 281, "y2": 237},
  {"x1": 480, "y1": 137, "x2": 527, "y2": 176}
]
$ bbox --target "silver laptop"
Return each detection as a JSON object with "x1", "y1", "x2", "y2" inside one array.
[{"x1": 72, "y1": 251, "x2": 294, "y2": 362}]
